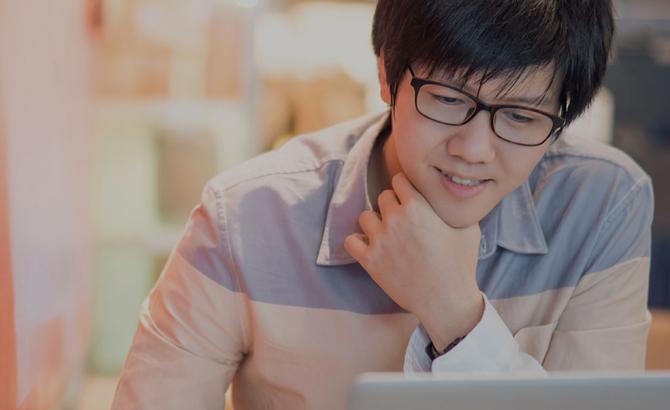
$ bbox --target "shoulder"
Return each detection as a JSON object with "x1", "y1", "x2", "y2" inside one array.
[
  {"x1": 207, "y1": 113, "x2": 381, "y2": 193},
  {"x1": 533, "y1": 132, "x2": 653, "y2": 274},
  {"x1": 536, "y1": 132, "x2": 653, "y2": 219},
  {"x1": 199, "y1": 113, "x2": 382, "y2": 220},
  {"x1": 543, "y1": 131, "x2": 649, "y2": 187}
]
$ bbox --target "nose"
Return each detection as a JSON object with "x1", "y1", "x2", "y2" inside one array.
[{"x1": 445, "y1": 111, "x2": 496, "y2": 164}]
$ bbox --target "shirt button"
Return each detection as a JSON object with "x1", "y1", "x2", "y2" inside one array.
[{"x1": 479, "y1": 238, "x2": 487, "y2": 254}]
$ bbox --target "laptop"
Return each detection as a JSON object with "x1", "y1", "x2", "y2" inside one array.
[{"x1": 350, "y1": 372, "x2": 670, "y2": 410}]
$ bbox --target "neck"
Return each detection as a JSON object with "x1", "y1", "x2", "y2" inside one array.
[{"x1": 367, "y1": 122, "x2": 400, "y2": 210}]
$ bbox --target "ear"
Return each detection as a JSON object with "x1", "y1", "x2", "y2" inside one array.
[{"x1": 377, "y1": 54, "x2": 392, "y2": 106}]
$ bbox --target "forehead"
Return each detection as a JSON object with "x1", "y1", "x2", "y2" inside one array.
[{"x1": 419, "y1": 63, "x2": 560, "y2": 107}]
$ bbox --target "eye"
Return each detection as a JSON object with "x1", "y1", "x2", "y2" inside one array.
[
  {"x1": 431, "y1": 93, "x2": 466, "y2": 106},
  {"x1": 505, "y1": 111, "x2": 535, "y2": 123}
]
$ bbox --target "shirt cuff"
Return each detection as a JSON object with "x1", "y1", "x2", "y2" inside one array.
[
  {"x1": 403, "y1": 293, "x2": 545, "y2": 374},
  {"x1": 403, "y1": 323, "x2": 433, "y2": 373}
]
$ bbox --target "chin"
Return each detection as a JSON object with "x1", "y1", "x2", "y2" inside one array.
[{"x1": 439, "y1": 211, "x2": 482, "y2": 229}]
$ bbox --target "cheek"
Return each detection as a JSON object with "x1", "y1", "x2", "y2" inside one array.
[
  {"x1": 393, "y1": 112, "x2": 440, "y2": 167},
  {"x1": 396, "y1": 129, "x2": 443, "y2": 180},
  {"x1": 497, "y1": 145, "x2": 547, "y2": 189}
]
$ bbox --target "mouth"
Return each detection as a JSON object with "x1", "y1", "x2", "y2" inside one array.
[
  {"x1": 434, "y1": 167, "x2": 492, "y2": 199},
  {"x1": 434, "y1": 167, "x2": 491, "y2": 186}
]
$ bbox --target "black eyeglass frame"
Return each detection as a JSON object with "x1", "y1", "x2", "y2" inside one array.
[{"x1": 407, "y1": 66, "x2": 566, "y2": 147}]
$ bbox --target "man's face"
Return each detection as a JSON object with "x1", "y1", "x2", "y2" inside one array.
[{"x1": 380, "y1": 62, "x2": 561, "y2": 228}]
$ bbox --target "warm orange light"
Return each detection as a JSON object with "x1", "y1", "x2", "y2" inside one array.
[{"x1": 0, "y1": 77, "x2": 17, "y2": 410}]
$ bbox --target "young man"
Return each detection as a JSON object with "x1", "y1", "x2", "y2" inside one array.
[{"x1": 113, "y1": 1, "x2": 653, "y2": 409}]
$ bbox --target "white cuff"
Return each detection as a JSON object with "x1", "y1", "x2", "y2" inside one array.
[
  {"x1": 403, "y1": 293, "x2": 545, "y2": 374},
  {"x1": 403, "y1": 324, "x2": 433, "y2": 373}
]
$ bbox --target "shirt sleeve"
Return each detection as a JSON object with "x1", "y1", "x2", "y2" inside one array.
[
  {"x1": 112, "y1": 184, "x2": 249, "y2": 410},
  {"x1": 404, "y1": 294, "x2": 545, "y2": 374},
  {"x1": 542, "y1": 177, "x2": 653, "y2": 371}
]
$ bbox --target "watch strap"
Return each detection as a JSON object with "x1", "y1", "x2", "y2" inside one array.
[{"x1": 425, "y1": 335, "x2": 466, "y2": 361}]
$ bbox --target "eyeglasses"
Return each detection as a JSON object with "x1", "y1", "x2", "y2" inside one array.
[{"x1": 407, "y1": 66, "x2": 566, "y2": 147}]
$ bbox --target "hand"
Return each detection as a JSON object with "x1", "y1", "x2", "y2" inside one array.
[{"x1": 344, "y1": 173, "x2": 484, "y2": 350}]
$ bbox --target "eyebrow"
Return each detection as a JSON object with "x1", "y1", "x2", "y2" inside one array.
[
  {"x1": 425, "y1": 69, "x2": 558, "y2": 110},
  {"x1": 496, "y1": 94, "x2": 556, "y2": 108},
  {"x1": 459, "y1": 82, "x2": 557, "y2": 109}
]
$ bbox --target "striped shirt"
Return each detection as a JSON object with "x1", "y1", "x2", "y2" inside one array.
[{"x1": 113, "y1": 112, "x2": 654, "y2": 410}]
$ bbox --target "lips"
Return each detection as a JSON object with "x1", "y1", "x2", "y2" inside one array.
[
  {"x1": 434, "y1": 167, "x2": 491, "y2": 187},
  {"x1": 435, "y1": 167, "x2": 492, "y2": 199}
]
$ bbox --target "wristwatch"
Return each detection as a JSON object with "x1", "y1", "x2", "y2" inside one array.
[{"x1": 425, "y1": 335, "x2": 466, "y2": 361}]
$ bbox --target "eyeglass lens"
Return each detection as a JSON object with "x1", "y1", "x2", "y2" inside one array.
[{"x1": 417, "y1": 83, "x2": 554, "y2": 145}]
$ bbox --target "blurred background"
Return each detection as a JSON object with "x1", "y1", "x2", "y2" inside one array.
[{"x1": 0, "y1": 0, "x2": 668, "y2": 409}]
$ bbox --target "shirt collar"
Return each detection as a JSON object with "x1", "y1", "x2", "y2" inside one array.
[
  {"x1": 316, "y1": 113, "x2": 548, "y2": 266},
  {"x1": 316, "y1": 113, "x2": 386, "y2": 266},
  {"x1": 478, "y1": 179, "x2": 549, "y2": 259}
]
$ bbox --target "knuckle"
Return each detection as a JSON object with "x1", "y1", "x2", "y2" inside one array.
[
  {"x1": 391, "y1": 173, "x2": 407, "y2": 192},
  {"x1": 378, "y1": 189, "x2": 393, "y2": 201},
  {"x1": 385, "y1": 218, "x2": 401, "y2": 233},
  {"x1": 343, "y1": 235, "x2": 355, "y2": 251},
  {"x1": 384, "y1": 208, "x2": 399, "y2": 223},
  {"x1": 359, "y1": 210, "x2": 378, "y2": 225},
  {"x1": 403, "y1": 197, "x2": 419, "y2": 212}
]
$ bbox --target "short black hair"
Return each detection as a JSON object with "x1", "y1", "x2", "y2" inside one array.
[{"x1": 372, "y1": 0, "x2": 614, "y2": 125}]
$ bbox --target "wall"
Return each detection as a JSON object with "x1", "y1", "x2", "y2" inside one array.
[
  {"x1": 0, "y1": 73, "x2": 17, "y2": 410},
  {"x1": 0, "y1": 0, "x2": 93, "y2": 408}
]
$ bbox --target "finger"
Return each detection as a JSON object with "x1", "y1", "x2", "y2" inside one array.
[
  {"x1": 377, "y1": 189, "x2": 400, "y2": 218},
  {"x1": 358, "y1": 210, "x2": 382, "y2": 237},
  {"x1": 391, "y1": 172, "x2": 424, "y2": 205},
  {"x1": 343, "y1": 233, "x2": 369, "y2": 261}
]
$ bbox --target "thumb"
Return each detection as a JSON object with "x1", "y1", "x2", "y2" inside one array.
[{"x1": 343, "y1": 233, "x2": 369, "y2": 261}]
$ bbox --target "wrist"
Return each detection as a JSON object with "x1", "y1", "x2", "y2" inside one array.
[
  {"x1": 425, "y1": 334, "x2": 467, "y2": 361},
  {"x1": 419, "y1": 288, "x2": 484, "y2": 352}
]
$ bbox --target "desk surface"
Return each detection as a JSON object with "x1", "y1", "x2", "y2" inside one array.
[{"x1": 648, "y1": 309, "x2": 670, "y2": 369}]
